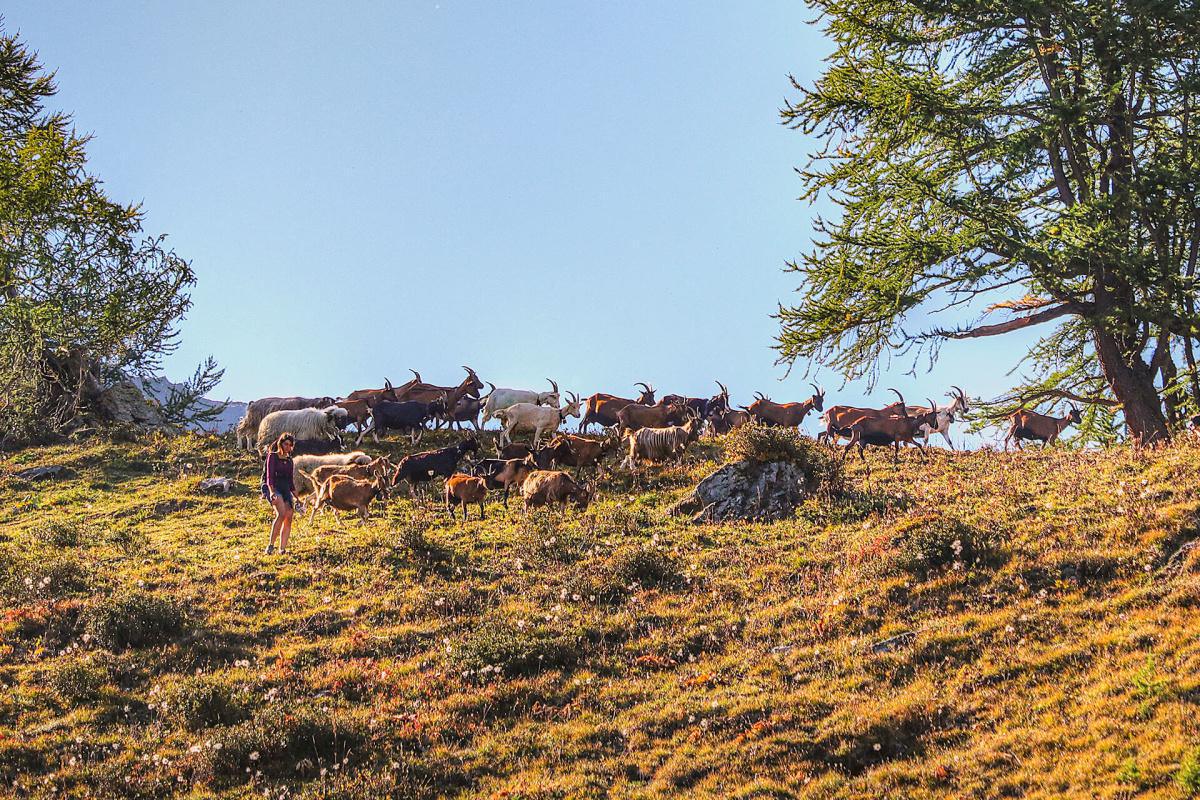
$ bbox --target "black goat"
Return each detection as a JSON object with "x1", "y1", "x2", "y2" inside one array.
[
  {"x1": 391, "y1": 437, "x2": 481, "y2": 495},
  {"x1": 290, "y1": 435, "x2": 345, "y2": 456},
  {"x1": 359, "y1": 398, "x2": 447, "y2": 445}
]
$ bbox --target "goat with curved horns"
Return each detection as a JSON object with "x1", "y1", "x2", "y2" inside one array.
[
  {"x1": 480, "y1": 379, "x2": 561, "y2": 425},
  {"x1": 746, "y1": 384, "x2": 825, "y2": 428},
  {"x1": 838, "y1": 390, "x2": 940, "y2": 475},
  {"x1": 494, "y1": 392, "x2": 583, "y2": 447},
  {"x1": 1003, "y1": 406, "x2": 1082, "y2": 451}
]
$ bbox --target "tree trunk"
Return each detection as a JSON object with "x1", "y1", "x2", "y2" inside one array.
[{"x1": 1093, "y1": 326, "x2": 1169, "y2": 444}]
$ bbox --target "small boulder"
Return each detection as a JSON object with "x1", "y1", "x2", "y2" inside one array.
[{"x1": 669, "y1": 459, "x2": 815, "y2": 523}]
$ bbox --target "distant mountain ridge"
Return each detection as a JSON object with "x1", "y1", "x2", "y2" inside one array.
[{"x1": 136, "y1": 375, "x2": 246, "y2": 434}]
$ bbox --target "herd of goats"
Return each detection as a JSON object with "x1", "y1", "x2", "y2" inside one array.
[{"x1": 233, "y1": 367, "x2": 1087, "y2": 521}]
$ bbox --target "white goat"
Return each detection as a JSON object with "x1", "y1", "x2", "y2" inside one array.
[
  {"x1": 480, "y1": 379, "x2": 560, "y2": 425},
  {"x1": 493, "y1": 392, "x2": 582, "y2": 447},
  {"x1": 916, "y1": 386, "x2": 970, "y2": 450},
  {"x1": 256, "y1": 406, "x2": 348, "y2": 454}
]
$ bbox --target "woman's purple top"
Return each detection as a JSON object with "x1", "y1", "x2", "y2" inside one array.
[{"x1": 263, "y1": 452, "x2": 294, "y2": 495}]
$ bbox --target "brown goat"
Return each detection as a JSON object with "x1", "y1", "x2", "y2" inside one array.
[
  {"x1": 1004, "y1": 406, "x2": 1082, "y2": 450},
  {"x1": 540, "y1": 433, "x2": 617, "y2": 478},
  {"x1": 579, "y1": 384, "x2": 656, "y2": 432},
  {"x1": 307, "y1": 474, "x2": 388, "y2": 523},
  {"x1": 521, "y1": 470, "x2": 592, "y2": 511},
  {"x1": 746, "y1": 384, "x2": 825, "y2": 428},
  {"x1": 305, "y1": 457, "x2": 393, "y2": 500},
  {"x1": 839, "y1": 392, "x2": 940, "y2": 474},
  {"x1": 616, "y1": 400, "x2": 690, "y2": 432},
  {"x1": 444, "y1": 473, "x2": 488, "y2": 521}
]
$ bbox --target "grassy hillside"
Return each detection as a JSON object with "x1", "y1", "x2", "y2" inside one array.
[{"x1": 4, "y1": 431, "x2": 1200, "y2": 798}]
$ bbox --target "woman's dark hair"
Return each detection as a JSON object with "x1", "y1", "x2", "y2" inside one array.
[{"x1": 271, "y1": 433, "x2": 296, "y2": 455}]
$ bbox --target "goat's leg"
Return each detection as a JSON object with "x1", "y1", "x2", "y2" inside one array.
[
  {"x1": 479, "y1": 499, "x2": 485, "y2": 520},
  {"x1": 941, "y1": 428, "x2": 955, "y2": 451}
]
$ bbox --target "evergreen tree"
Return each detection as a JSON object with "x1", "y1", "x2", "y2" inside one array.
[
  {"x1": 0, "y1": 29, "x2": 220, "y2": 442},
  {"x1": 778, "y1": 0, "x2": 1200, "y2": 444}
]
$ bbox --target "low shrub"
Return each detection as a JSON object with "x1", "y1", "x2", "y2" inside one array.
[
  {"x1": 39, "y1": 518, "x2": 91, "y2": 548},
  {"x1": 606, "y1": 545, "x2": 683, "y2": 591},
  {"x1": 1178, "y1": 746, "x2": 1200, "y2": 794},
  {"x1": 723, "y1": 424, "x2": 842, "y2": 494},
  {"x1": 193, "y1": 706, "x2": 365, "y2": 782},
  {"x1": 161, "y1": 674, "x2": 250, "y2": 730},
  {"x1": 83, "y1": 591, "x2": 188, "y2": 650},
  {"x1": 0, "y1": 547, "x2": 94, "y2": 601},
  {"x1": 893, "y1": 515, "x2": 998, "y2": 580},
  {"x1": 47, "y1": 656, "x2": 110, "y2": 705},
  {"x1": 455, "y1": 621, "x2": 580, "y2": 679}
]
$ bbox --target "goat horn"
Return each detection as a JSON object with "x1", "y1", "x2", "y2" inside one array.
[
  {"x1": 809, "y1": 382, "x2": 821, "y2": 396},
  {"x1": 952, "y1": 385, "x2": 965, "y2": 399},
  {"x1": 635, "y1": 382, "x2": 650, "y2": 392},
  {"x1": 716, "y1": 380, "x2": 728, "y2": 395},
  {"x1": 409, "y1": 369, "x2": 421, "y2": 382},
  {"x1": 548, "y1": 378, "x2": 558, "y2": 393},
  {"x1": 926, "y1": 397, "x2": 937, "y2": 413},
  {"x1": 384, "y1": 378, "x2": 393, "y2": 390},
  {"x1": 888, "y1": 388, "x2": 908, "y2": 416}
]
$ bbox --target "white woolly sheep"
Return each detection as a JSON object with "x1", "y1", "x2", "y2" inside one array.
[{"x1": 256, "y1": 407, "x2": 347, "y2": 455}]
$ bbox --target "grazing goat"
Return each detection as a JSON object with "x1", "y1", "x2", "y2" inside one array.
[
  {"x1": 494, "y1": 392, "x2": 583, "y2": 447},
  {"x1": 623, "y1": 418, "x2": 701, "y2": 469},
  {"x1": 471, "y1": 455, "x2": 539, "y2": 507},
  {"x1": 306, "y1": 474, "x2": 389, "y2": 523},
  {"x1": 521, "y1": 470, "x2": 592, "y2": 511},
  {"x1": 707, "y1": 407, "x2": 751, "y2": 435},
  {"x1": 838, "y1": 391, "x2": 940, "y2": 474},
  {"x1": 661, "y1": 381, "x2": 731, "y2": 420},
  {"x1": 359, "y1": 398, "x2": 447, "y2": 445},
  {"x1": 236, "y1": 396, "x2": 335, "y2": 450},
  {"x1": 480, "y1": 379, "x2": 561, "y2": 425},
  {"x1": 256, "y1": 407, "x2": 347, "y2": 455},
  {"x1": 291, "y1": 436, "x2": 345, "y2": 456},
  {"x1": 747, "y1": 384, "x2": 825, "y2": 428},
  {"x1": 391, "y1": 438, "x2": 481, "y2": 495},
  {"x1": 1004, "y1": 406, "x2": 1082, "y2": 450},
  {"x1": 291, "y1": 451, "x2": 373, "y2": 497},
  {"x1": 617, "y1": 400, "x2": 691, "y2": 432},
  {"x1": 579, "y1": 383, "x2": 656, "y2": 432},
  {"x1": 444, "y1": 474, "x2": 488, "y2": 521},
  {"x1": 540, "y1": 433, "x2": 617, "y2": 479}
]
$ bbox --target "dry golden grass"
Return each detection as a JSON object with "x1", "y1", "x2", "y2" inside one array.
[{"x1": 3, "y1": 431, "x2": 1200, "y2": 798}]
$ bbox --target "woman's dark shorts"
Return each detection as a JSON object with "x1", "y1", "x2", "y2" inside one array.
[{"x1": 261, "y1": 484, "x2": 294, "y2": 509}]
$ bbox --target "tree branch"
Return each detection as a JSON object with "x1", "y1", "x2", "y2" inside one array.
[{"x1": 932, "y1": 302, "x2": 1084, "y2": 340}]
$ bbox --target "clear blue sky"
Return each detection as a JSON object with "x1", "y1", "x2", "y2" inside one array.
[{"x1": 6, "y1": 2, "x2": 1036, "y2": 443}]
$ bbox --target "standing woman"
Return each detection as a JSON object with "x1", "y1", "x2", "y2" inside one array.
[{"x1": 262, "y1": 433, "x2": 296, "y2": 554}]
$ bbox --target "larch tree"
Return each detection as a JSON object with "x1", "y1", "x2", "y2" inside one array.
[
  {"x1": 0, "y1": 29, "x2": 221, "y2": 444},
  {"x1": 777, "y1": 0, "x2": 1200, "y2": 444}
]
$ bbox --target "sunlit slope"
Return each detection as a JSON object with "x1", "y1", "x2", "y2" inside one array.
[{"x1": 3, "y1": 433, "x2": 1200, "y2": 799}]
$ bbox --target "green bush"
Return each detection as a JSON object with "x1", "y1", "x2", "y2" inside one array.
[
  {"x1": 194, "y1": 706, "x2": 364, "y2": 781},
  {"x1": 47, "y1": 656, "x2": 110, "y2": 705},
  {"x1": 455, "y1": 621, "x2": 580, "y2": 679},
  {"x1": 0, "y1": 547, "x2": 94, "y2": 600},
  {"x1": 161, "y1": 675, "x2": 249, "y2": 730},
  {"x1": 894, "y1": 515, "x2": 997, "y2": 580},
  {"x1": 39, "y1": 518, "x2": 90, "y2": 547},
  {"x1": 606, "y1": 545, "x2": 683, "y2": 591},
  {"x1": 83, "y1": 591, "x2": 187, "y2": 650},
  {"x1": 1178, "y1": 747, "x2": 1200, "y2": 794},
  {"x1": 723, "y1": 423, "x2": 842, "y2": 494}
]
